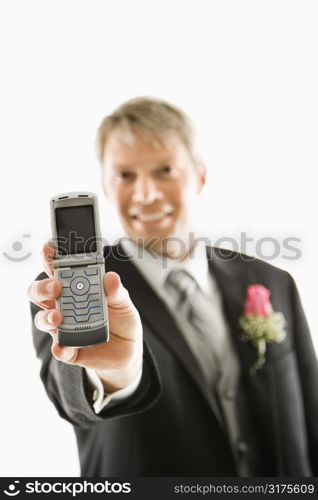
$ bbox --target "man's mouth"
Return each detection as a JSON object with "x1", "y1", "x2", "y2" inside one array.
[{"x1": 130, "y1": 211, "x2": 173, "y2": 223}]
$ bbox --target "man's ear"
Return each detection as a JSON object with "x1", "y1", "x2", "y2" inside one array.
[
  {"x1": 101, "y1": 170, "x2": 112, "y2": 203},
  {"x1": 196, "y1": 163, "x2": 207, "y2": 194}
]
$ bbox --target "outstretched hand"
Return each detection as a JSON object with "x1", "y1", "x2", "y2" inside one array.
[{"x1": 28, "y1": 242, "x2": 143, "y2": 393}]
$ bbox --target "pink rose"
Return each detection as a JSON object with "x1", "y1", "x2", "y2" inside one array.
[{"x1": 244, "y1": 284, "x2": 272, "y2": 317}]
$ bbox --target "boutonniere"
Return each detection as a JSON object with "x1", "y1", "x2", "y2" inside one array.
[{"x1": 238, "y1": 284, "x2": 287, "y2": 374}]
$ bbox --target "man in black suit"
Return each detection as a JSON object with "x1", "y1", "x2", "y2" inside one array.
[{"x1": 29, "y1": 97, "x2": 318, "y2": 476}]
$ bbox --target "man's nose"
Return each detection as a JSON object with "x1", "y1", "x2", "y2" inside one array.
[{"x1": 131, "y1": 176, "x2": 164, "y2": 204}]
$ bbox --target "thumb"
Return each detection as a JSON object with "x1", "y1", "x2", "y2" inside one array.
[
  {"x1": 104, "y1": 271, "x2": 141, "y2": 340},
  {"x1": 104, "y1": 271, "x2": 131, "y2": 309}
]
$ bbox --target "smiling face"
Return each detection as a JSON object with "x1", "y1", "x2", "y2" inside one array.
[{"x1": 101, "y1": 131, "x2": 206, "y2": 258}]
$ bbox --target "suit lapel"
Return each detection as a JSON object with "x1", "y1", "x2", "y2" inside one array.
[
  {"x1": 208, "y1": 246, "x2": 273, "y2": 381},
  {"x1": 207, "y1": 246, "x2": 256, "y2": 371},
  {"x1": 104, "y1": 243, "x2": 225, "y2": 427},
  {"x1": 209, "y1": 247, "x2": 278, "y2": 468}
]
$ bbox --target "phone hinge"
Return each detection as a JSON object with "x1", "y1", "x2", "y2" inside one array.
[{"x1": 53, "y1": 255, "x2": 104, "y2": 268}]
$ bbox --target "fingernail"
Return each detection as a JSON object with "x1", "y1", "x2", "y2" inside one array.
[
  {"x1": 60, "y1": 347, "x2": 75, "y2": 361},
  {"x1": 46, "y1": 281, "x2": 55, "y2": 293},
  {"x1": 48, "y1": 312, "x2": 55, "y2": 324}
]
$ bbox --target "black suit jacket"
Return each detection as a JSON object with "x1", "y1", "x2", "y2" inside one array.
[{"x1": 31, "y1": 245, "x2": 318, "y2": 476}]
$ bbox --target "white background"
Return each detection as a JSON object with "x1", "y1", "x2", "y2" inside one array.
[{"x1": 0, "y1": 0, "x2": 317, "y2": 477}]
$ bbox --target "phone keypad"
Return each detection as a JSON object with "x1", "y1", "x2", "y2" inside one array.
[{"x1": 58, "y1": 267, "x2": 103, "y2": 324}]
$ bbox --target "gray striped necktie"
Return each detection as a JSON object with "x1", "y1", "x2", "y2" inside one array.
[{"x1": 164, "y1": 268, "x2": 225, "y2": 388}]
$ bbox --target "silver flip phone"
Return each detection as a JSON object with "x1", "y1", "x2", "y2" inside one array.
[{"x1": 50, "y1": 192, "x2": 109, "y2": 347}]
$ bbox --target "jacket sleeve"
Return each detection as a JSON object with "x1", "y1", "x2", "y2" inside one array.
[
  {"x1": 289, "y1": 274, "x2": 318, "y2": 474},
  {"x1": 30, "y1": 272, "x2": 162, "y2": 429}
]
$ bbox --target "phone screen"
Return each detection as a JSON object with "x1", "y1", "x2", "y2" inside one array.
[{"x1": 55, "y1": 205, "x2": 97, "y2": 255}]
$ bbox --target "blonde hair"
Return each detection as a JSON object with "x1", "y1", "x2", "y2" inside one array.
[{"x1": 96, "y1": 96, "x2": 200, "y2": 165}]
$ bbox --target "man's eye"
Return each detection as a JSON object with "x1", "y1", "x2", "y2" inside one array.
[
  {"x1": 159, "y1": 166, "x2": 172, "y2": 174},
  {"x1": 117, "y1": 171, "x2": 133, "y2": 180}
]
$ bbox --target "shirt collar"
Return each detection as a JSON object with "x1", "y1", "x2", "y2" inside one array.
[{"x1": 119, "y1": 237, "x2": 212, "y2": 298}]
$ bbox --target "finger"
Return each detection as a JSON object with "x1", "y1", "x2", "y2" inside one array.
[
  {"x1": 28, "y1": 278, "x2": 62, "y2": 310},
  {"x1": 34, "y1": 310, "x2": 79, "y2": 363},
  {"x1": 41, "y1": 241, "x2": 55, "y2": 278},
  {"x1": 34, "y1": 309, "x2": 63, "y2": 333},
  {"x1": 51, "y1": 341, "x2": 79, "y2": 364}
]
